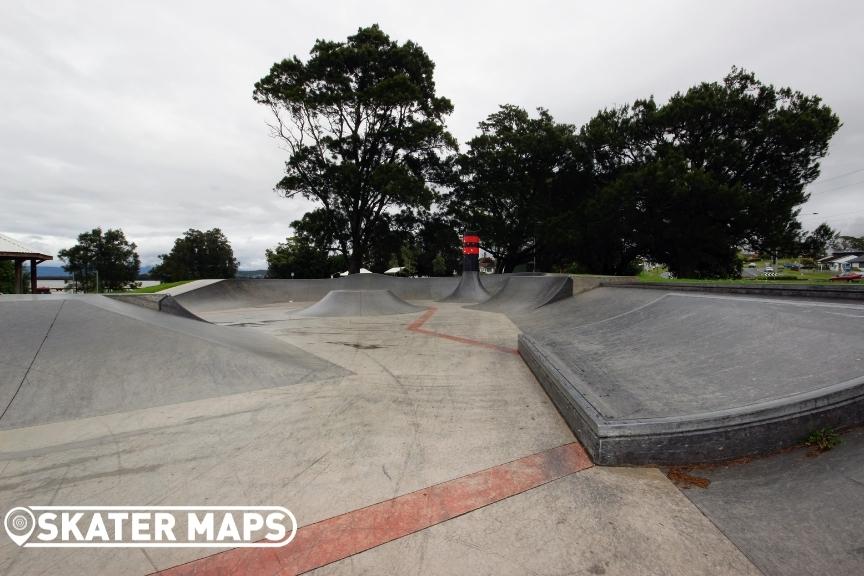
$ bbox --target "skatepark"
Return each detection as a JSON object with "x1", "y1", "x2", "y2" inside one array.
[{"x1": 2, "y1": 235, "x2": 864, "y2": 575}]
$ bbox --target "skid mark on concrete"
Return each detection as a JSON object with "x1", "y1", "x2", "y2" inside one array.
[
  {"x1": 152, "y1": 442, "x2": 591, "y2": 576},
  {"x1": 406, "y1": 307, "x2": 519, "y2": 355}
]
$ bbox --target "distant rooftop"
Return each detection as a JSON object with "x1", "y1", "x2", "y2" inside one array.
[{"x1": 0, "y1": 232, "x2": 53, "y2": 261}]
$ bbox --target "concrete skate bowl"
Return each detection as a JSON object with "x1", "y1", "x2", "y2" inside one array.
[
  {"x1": 294, "y1": 290, "x2": 426, "y2": 317},
  {"x1": 0, "y1": 295, "x2": 347, "y2": 430},
  {"x1": 514, "y1": 286, "x2": 864, "y2": 465},
  {"x1": 468, "y1": 275, "x2": 573, "y2": 313},
  {"x1": 170, "y1": 274, "x2": 511, "y2": 316}
]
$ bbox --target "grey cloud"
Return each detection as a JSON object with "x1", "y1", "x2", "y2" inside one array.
[{"x1": 2, "y1": 0, "x2": 862, "y2": 268}]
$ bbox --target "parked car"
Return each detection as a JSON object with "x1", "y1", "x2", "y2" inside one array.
[
  {"x1": 747, "y1": 263, "x2": 757, "y2": 268},
  {"x1": 784, "y1": 263, "x2": 801, "y2": 271},
  {"x1": 830, "y1": 272, "x2": 863, "y2": 282}
]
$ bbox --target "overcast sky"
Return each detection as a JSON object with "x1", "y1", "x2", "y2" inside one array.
[{"x1": 2, "y1": 0, "x2": 863, "y2": 269}]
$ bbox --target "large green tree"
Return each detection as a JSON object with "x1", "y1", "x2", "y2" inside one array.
[
  {"x1": 801, "y1": 223, "x2": 839, "y2": 260},
  {"x1": 265, "y1": 236, "x2": 344, "y2": 279},
  {"x1": 58, "y1": 228, "x2": 140, "y2": 292},
  {"x1": 551, "y1": 68, "x2": 840, "y2": 278},
  {"x1": 657, "y1": 68, "x2": 839, "y2": 269},
  {"x1": 0, "y1": 261, "x2": 16, "y2": 293},
  {"x1": 450, "y1": 105, "x2": 575, "y2": 273},
  {"x1": 254, "y1": 24, "x2": 457, "y2": 274},
  {"x1": 151, "y1": 228, "x2": 238, "y2": 281}
]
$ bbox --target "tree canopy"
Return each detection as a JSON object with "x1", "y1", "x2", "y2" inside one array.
[
  {"x1": 58, "y1": 228, "x2": 140, "y2": 292},
  {"x1": 151, "y1": 228, "x2": 238, "y2": 281},
  {"x1": 265, "y1": 235, "x2": 344, "y2": 279},
  {"x1": 449, "y1": 105, "x2": 575, "y2": 273},
  {"x1": 254, "y1": 24, "x2": 456, "y2": 274},
  {"x1": 448, "y1": 68, "x2": 840, "y2": 278}
]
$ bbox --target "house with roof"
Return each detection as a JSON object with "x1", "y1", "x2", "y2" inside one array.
[
  {"x1": 0, "y1": 232, "x2": 53, "y2": 293},
  {"x1": 818, "y1": 251, "x2": 864, "y2": 271}
]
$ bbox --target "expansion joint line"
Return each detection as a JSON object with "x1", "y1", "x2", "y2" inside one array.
[{"x1": 0, "y1": 300, "x2": 65, "y2": 422}]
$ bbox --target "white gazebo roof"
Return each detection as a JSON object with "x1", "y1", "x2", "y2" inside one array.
[
  {"x1": 339, "y1": 268, "x2": 373, "y2": 276},
  {"x1": 0, "y1": 232, "x2": 52, "y2": 261}
]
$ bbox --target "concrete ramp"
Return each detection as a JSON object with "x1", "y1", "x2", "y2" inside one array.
[
  {"x1": 515, "y1": 287, "x2": 864, "y2": 465},
  {"x1": 171, "y1": 275, "x2": 508, "y2": 315},
  {"x1": 439, "y1": 272, "x2": 490, "y2": 303},
  {"x1": 295, "y1": 290, "x2": 426, "y2": 317},
  {"x1": 0, "y1": 295, "x2": 346, "y2": 430},
  {"x1": 469, "y1": 276, "x2": 572, "y2": 313}
]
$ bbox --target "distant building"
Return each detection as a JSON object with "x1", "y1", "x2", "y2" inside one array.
[
  {"x1": 818, "y1": 251, "x2": 864, "y2": 271},
  {"x1": 478, "y1": 256, "x2": 496, "y2": 274}
]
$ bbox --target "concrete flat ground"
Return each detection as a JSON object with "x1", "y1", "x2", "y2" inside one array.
[
  {"x1": 681, "y1": 428, "x2": 864, "y2": 576},
  {"x1": 0, "y1": 298, "x2": 759, "y2": 575}
]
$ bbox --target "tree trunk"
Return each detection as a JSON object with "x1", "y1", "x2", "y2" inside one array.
[
  {"x1": 349, "y1": 218, "x2": 363, "y2": 274},
  {"x1": 349, "y1": 249, "x2": 362, "y2": 274}
]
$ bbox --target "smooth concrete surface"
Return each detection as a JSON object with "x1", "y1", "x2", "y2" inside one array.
[
  {"x1": 171, "y1": 274, "x2": 514, "y2": 315},
  {"x1": 0, "y1": 295, "x2": 346, "y2": 429},
  {"x1": 469, "y1": 275, "x2": 573, "y2": 312},
  {"x1": 440, "y1": 271, "x2": 491, "y2": 303},
  {"x1": 171, "y1": 274, "x2": 505, "y2": 314},
  {"x1": 155, "y1": 278, "x2": 225, "y2": 296},
  {"x1": 5, "y1": 280, "x2": 859, "y2": 574},
  {"x1": 294, "y1": 289, "x2": 426, "y2": 317},
  {"x1": 517, "y1": 288, "x2": 864, "y2": 418},
  {"x1": 616, "y1": 281, "x2": 864, "y2": 301},
  {"x1": 570, "y1": 274, "x2": 638, "y2": 295},
  {"x1": 311, "y1": 467, "x2": 760, "y2": 576},
  {"x1": 104, "y1": 293, "x2": 206, "y2": 321},
  {"x1": 682, "y1": 429, "x2": 864, "y2": 576},
  {"x1": 0, "y1": 302, "x2": 576, "y2": 574},
  {"x1": 515, "y1": 287, "x2": 864, "y2": 464}
]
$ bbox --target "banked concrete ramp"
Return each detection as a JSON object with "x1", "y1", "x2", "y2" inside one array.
[
  {"x1": 469, "y1": 275, "x2": 573, "y2": 313},
  {"x1": 0, "y1": 295, "x2": 347, "y2": 430},
  {"x1": 172, "y1": 275, "x2": 510, "y2": 315},
  {"x1": 515, "y1": 286, "x2": 864, "y2": 465},
  {"x1": 295, "y1": 290, "x2": 426, "y2": 317}
]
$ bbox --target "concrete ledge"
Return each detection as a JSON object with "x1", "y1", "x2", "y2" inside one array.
[
  {"x1": 569, "y1": 275, "x2": 638, "y2": 296},
  {"x1": 607, "y1": 281, "x2": 864, "y2": 301},
  {"x1": 519, "y1": 333, "x2": 864, "y2": 465}
]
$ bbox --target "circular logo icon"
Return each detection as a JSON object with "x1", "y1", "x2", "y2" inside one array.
[{"x1": 4, "y1": 507, "x2": 36, "y2": 546}]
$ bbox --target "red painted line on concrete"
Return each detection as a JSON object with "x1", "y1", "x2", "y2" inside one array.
[
  {"x1": 406, "y1": 307, "x2": 519, "y2": 355},
  {"x1": 152, "y1": 442, "x2": 591, "y2": 576}
]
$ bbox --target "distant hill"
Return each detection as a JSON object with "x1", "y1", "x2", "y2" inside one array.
[
  {"x1": 236, "y1": 270, "x2": 268, "y2": 278},
  {"x1": 36, "y1": 265, "x2": 153, "y2": 279}
]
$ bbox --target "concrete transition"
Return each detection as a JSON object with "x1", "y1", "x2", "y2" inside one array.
[
  {"x1": 514, "y1": 286, "x2": 864, "y2": 465},
  {"x1": 0, "y1": 294, "x2": 346, "y2": 430},
  {"x1": 294, "y1": 290, "x2": 426, "y2": 317},
  {"x1": 441, "y1": 231, "x2": 490, "y2": 303},
  {"x1": 105, "y1": 293, "x2": 206, "y2": 321},
  {"x1": 169, "y1": 274, "x2": 509, "y2": 316},
  {"x1": 440, "y1": 272, "x2": 490, "y2": 303},
  {"x1": 468, "y1": 275, "x2": 573, "y2": 313}
]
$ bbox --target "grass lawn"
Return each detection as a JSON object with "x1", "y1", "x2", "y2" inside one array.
[
  {"x1": 128, "y1": 280, "x2": 193, "y2": 293},
  {"x1": 639, "y1": 265, "x2": 851, "y2": 285}
]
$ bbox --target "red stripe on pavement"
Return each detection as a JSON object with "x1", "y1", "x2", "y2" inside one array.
[
  {"x1": 407, "y1": 307, "x2": 519, "y2": 355},
  {"x1": 152, "y1": 443, "x2": 590, "y2": 576}
]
